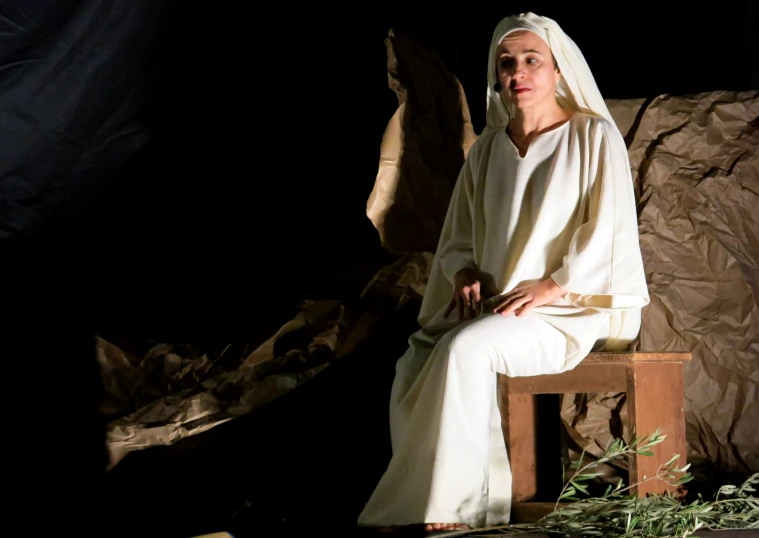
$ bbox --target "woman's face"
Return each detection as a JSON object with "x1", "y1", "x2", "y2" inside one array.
[{"x1": 495, "y1": 30, "x2": 561, "y2": 110}]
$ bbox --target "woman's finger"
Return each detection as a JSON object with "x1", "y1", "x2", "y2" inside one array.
[
  {"x1": 471, "y1": 282, "x2": 482, "y2": 303},
  {"x1": 515, "y1": 301, "x2": 535, "y2": 317},
  {"x1": 462, "y1": 302, "x2": 472, "y2": 322},
  {"x1": 469, "y1": 291, "x2": 479, "y2": 319},
  {"x1": 503, "y1": 286, "x2": 524, "y2": 298},
  {"x1": 491, "y1": 298, "x2": 511, "y2": 314},
  {"x1": 497, "y1": 295, "x2": 531, "y2": 316},
  {"x1": 492, "y1": 292, "x2": 522, "y2": 313},
  {"x1": 490, "y1": 297, "x2": 507, "y2": 314}
]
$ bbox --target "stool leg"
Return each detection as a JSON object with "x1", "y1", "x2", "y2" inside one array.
[
  {"x1": 501, "y1": 376, "x2": 539, "y2": 502},
  {"x1": 627, "y1": 362, "x2": 687, "y2": 496}
]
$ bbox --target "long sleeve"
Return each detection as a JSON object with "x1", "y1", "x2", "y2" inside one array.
[
  {"x1": 418, "y1": 152, "x2": 478, "y2": 326},
  {"x1": 436, "y1": 155, "x2": 476, "y2": 282},
  {"x1": 550, "y1": 121, "x2": 650, "y2": 310}
]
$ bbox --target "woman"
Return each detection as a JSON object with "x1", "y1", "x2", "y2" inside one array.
[{"x1": 358, "y1": 12, "x2": 650, "y2": 534}]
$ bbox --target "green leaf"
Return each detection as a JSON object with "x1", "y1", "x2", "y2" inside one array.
[
  {"x1": 571, "y1": 481, "x2": 589, "y2": 495},
  {"x1": 574, "y1": 473, "x2": 604, "y2": 481},
  {"x1": 664, "y1": 454, "x2": 681, "y2": 466},
  {"x1": 678, "y1": 474, "x2": 695, "y2": 485},
  {"x1": 545, "y1": 435, "x2": 757, "y2": 538}
]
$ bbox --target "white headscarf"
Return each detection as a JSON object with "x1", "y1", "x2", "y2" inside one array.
[{"x1": 484, "y1": 12, "x2": 614, "y2": 137}]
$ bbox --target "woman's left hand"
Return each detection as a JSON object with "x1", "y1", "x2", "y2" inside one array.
[{"x1": 490, "y1": 278, "x2": 567, "y2": 317}]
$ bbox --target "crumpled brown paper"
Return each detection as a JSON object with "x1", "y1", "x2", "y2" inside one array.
[
  {"x1": 366, "y1": 30, "x2": 477, "y2": 256},
  {"x1": 561, "y1": 90, "x2": 759, "y2": 478},
  {"x1": 103, "y1": 301, "x2": 348, "y2": 468},
  {"x1": 633, "y1": 91, "x2": 758, "y2": 474},
  {"x1": 100, "y1": 252, "x2": 435, "y2": 468}
]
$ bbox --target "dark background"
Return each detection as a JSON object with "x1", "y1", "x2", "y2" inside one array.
[
  {"x1": 5, "y1": 1, "x2": 758, "y2": 333},
  {"x1": 2, "y1": 1, "x2": 757, "y2": 535}
]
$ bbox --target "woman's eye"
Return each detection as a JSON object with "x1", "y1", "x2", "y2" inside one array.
[{"x1": 500, "y1": 59, "x2": 514, "y2": 69}]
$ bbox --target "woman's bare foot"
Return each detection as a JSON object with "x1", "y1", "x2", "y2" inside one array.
[{"x1": 424, "y1": 523, "x2": 470, "y2": 532}]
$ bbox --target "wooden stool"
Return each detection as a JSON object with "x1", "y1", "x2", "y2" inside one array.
[{"x1": 500, "y1": 352, "x2": 692, "y2": 519}]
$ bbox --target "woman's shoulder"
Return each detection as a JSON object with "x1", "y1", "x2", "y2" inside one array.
[
  {"x1": 571, "y1": 112, "x2": 626, "y2": 146},
  {"x1": 464, "y1": 125, "x2": 503, "y2": 162},
  {"x1": 573, "y1": 112, "x2": 620, "y2": 133},
  {"x1": 571, "y1": 111, "x2": 610, "y2": 129}
]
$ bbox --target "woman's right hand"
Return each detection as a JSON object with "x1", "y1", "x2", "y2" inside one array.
[{"x1": 444, "y1": 267, "x2": 482, "y2": 323}]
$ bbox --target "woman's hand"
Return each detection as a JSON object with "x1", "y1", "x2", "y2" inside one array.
[
  {"x1": 444, "y1": 267, "x2": 482, "y2": 323},
  {"x1": 491, "y1": 278, "x2": 567, "y2": 317}
]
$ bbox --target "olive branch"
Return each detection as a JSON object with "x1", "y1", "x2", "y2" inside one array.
[{"x1": 436, "y1": 430, "x2": 758, "y2": 537}]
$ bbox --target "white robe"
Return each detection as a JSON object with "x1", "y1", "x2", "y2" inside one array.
[{"x1": 357, "y1": 112, "x2": 650, "y2": 528}]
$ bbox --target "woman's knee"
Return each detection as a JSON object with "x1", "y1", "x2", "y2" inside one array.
[{"x1": 441, "y1": 319, "x2": 495, "y2": 370}]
